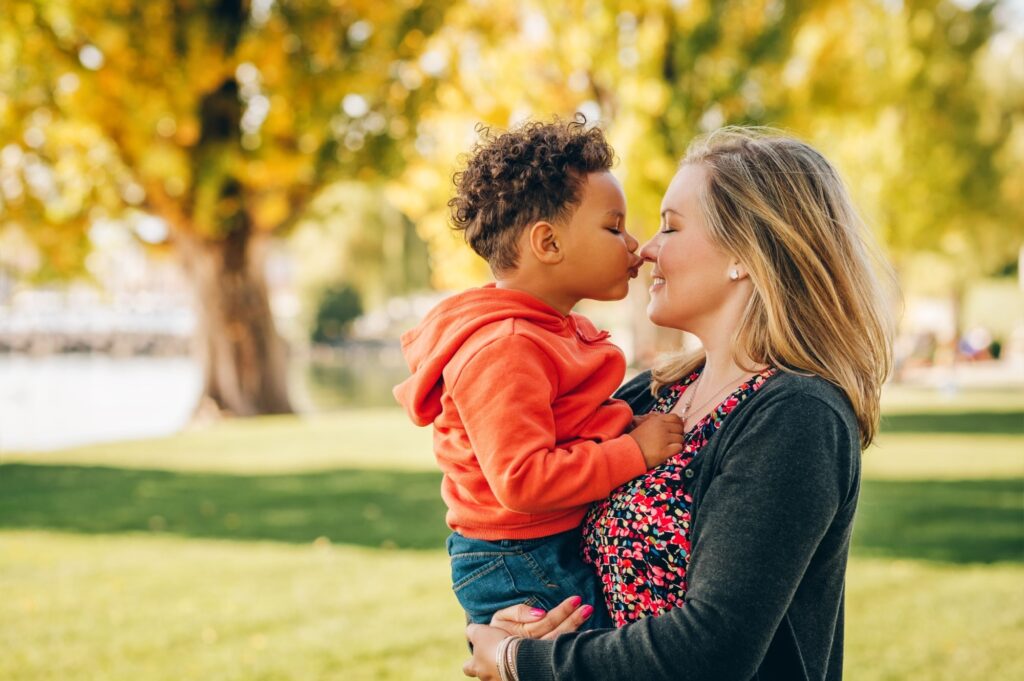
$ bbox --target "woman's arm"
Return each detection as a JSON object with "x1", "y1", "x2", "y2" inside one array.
[{"x1": 511, "y1": 392, "x2": 859, "y2": 681}]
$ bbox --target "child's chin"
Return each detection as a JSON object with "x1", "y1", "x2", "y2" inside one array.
[{"x1": 596, "y1": 286, "x2": 629, "y2": 302}]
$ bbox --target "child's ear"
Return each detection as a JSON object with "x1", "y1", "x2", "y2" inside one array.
[{"x1": 527, "y1": 221, "x2": 564, "y2": 265}]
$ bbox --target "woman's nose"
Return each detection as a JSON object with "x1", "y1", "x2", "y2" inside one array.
[
  {"x1": 624, "y1": 231, "x2": 639, "y2": 253},
  {"x1": 639, "y1": 237, "x2": 658, "y2": 262}
]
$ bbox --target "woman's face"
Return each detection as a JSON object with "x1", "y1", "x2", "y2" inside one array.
[{"x1": 640, "y1": 163, "x2": 740, "y2": 333}]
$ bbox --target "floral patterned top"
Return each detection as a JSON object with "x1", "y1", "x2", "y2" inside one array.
[{"x1": 581, "y1": 365, "x2": 778, "y2": 627}]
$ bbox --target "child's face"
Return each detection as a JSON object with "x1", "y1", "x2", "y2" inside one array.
[{"x1": 556, "y1": 171, "x2": 643, "y2": 302}]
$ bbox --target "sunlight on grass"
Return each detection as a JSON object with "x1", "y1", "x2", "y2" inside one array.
[
  {"x1": 0, "y1": 531, "x2": 466, "y2": 681},
  {"x1": 1, "y1": 387, "x2": 1021, "y2": 679},
  {"x1": 846, "y1": 559, "x2": 1024, "y2": 681},
  {"x1": 0, "y1": 410, "x2": 435, "y2": 474},
  {"x1": 865, "y1": 433, "x2": 1024, "y2": 479},
  {"x1": 1, "y1": 531, "x2": 1020, "y2": 681},
  {"x1": 880, "y1": 385, "x2": 1024, "y2": 413}
]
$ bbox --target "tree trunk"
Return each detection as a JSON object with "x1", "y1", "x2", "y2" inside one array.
[{"x1": 176, "y1": 227, "x2": 293, "y2": 418}]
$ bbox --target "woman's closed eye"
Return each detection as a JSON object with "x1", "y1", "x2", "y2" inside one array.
[{"x1": 659, "y1": 209, "x2": 682, "y2": 233}]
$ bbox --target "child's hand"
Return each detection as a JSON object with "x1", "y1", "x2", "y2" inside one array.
[
  {"x1": 627, "y1": 413, "x2": 685, "y2": 468},
  {"x1": 628, "y1": 413, "x2": 652, "y2": 432}
]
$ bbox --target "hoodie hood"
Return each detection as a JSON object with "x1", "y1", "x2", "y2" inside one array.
[{"x1": 393, "y1": 284, "x2": 607, "y2": 426}]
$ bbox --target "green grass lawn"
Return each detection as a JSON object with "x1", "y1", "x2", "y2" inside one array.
[{"x1": 1, "y1": 387, "x2": 1022, "y2": 680}]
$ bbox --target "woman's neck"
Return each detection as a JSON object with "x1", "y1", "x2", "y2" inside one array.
[
  {"x1": 671, "y1": 343, "x2": 764, "y2": 428},
  {"x1": 697, "y1": 342, "x2": 764, "y2": 388}
]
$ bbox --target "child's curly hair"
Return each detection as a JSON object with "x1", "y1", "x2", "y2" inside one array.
[{"x1": 448, "y1": 115, "x2": 615, "y2": 272}]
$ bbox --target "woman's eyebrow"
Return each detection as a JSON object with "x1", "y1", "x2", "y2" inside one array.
[
  {"x1": 660, "y1": 208, "x2": 684, "y2": 219},
  {"x1": 605, "y1": 210, "x2": 625, "y2": 218}
]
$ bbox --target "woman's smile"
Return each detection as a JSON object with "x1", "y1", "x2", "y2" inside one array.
[{"x1": 649, "y1": 271, "x2": 666, "y2": 293}]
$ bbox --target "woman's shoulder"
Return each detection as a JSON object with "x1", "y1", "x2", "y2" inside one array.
[
  {"x1": 734, "y1": 369, "x2": 860, "y2": 444},
  {"x1": 707, "y1": 370, "x2": 862, "y2": 490},
  {"x1": 760, "y1": 370, "x2": 854, "y2": 414}
]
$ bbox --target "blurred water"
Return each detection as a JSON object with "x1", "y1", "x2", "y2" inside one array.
[
  {"x1": 292, "y1": 355, "x2": 408, "y2": 412},
  {"x1": 0, "y1": 355, "x2": 203, "y2": 452},
  {"x1": 0, "y1": 354, "x2": 409, "y2": 452}
]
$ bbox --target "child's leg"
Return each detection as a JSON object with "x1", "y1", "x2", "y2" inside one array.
[
  {"x1": 510, "y1": 527, "x2": 613, "y2": 631},
  {"x1": 446, "y1": 529, "x2": 612, "y2": 630},
  {"x1": 447, "y1": 532, "x2": 539, "y2": 625}
]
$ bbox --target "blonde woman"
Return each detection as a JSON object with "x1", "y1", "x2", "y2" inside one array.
[{"x1": 463, "y1": 128, "x2": 896, "y2": 681}]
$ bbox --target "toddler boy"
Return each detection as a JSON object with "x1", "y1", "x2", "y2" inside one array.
[{"x1": 394, "y1": 118, "x2": 684, "y2": 630}]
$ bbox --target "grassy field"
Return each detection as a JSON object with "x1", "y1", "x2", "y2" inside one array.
[{"x1": 1, "y1": 386, "x2": 1021, "y2": 680}]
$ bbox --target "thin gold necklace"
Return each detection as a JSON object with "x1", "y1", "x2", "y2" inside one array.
[{"x1": 678, "y1": 369, "x2": 751, "y2": 424}]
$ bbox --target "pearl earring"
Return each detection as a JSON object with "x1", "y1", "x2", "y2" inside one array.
[{"x1": 729, "y1": 269, "x2": 740, "y2": 281}]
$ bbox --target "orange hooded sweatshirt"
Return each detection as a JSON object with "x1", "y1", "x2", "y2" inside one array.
[{"x1": 393, "y1": 284, "x2": 646, "y2": 540}]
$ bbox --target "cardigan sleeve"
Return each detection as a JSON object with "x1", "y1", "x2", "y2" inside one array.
[{"x1": 515, "y1": 391, "x2": 858, "y2": 681}]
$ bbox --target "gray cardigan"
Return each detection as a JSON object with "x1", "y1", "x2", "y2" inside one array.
[{"x1": 516, "y1": 370, "x2": 862, "y2": 681}]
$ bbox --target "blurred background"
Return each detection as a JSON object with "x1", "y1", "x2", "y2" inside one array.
[{"x1": 0, "y1": 1, "x2": 1021, "y2": 680}]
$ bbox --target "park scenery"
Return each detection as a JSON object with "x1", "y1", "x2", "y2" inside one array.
[{"x1": 1, "y1": 1, "x2": 1022, "y2": 680}]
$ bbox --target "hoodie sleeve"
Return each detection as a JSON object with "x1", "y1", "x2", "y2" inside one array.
[{"x1": 450, "y1": 334, "x2": 646, "y2": 514}]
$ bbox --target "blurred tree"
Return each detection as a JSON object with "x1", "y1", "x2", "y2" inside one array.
[
  {"x1": 396, "y1": 0, "x2": 824, "y2": 286},
  {"x1": 395, "y1": 0, "x2": 824, "y2": 360},
  {"x1": 3, "y1": 0, "x2": 1019, "y2": 388},
  {"x1": 397, "y1": 0, "x2": 1021, "y2": 351},
  {"x1": 288, "y1": 181, "x2": 431, "y2": 336},
  {"x1": 778, "y1": 0, "x2": 1024, "y2": 337},
  {"x1": 0, "y1": 0, "x2": 448, "y2": 416}
]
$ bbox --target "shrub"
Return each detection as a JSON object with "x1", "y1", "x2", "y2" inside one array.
[{"x1": 310, "y1": 283, "x2": 363, "y2": 345}]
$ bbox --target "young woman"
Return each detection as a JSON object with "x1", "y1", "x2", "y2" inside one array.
[{"x1": 462, "y1": 127, "x2": 896, "y2": 681}]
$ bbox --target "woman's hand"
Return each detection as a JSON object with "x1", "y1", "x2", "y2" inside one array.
[
  {"x1": 490, "y1": 595, "x2": 593, "y2": 638},
  {"x1": 463, "y1": 596, "x2": 595, "y2": 679},
  {"x1": 461, "y1": 624, "x2": 508, "y2": 680}
]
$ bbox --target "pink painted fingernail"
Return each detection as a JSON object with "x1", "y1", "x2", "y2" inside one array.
[
  {"x1": 580, "y1": 605, "x2": 594, "y2": 620},
  {"x1": 569, "y1": 596, "x2": 582, "y2": 608},
  {"x1": 529, "y1": 608, "x2": 546, "y2": 618}
]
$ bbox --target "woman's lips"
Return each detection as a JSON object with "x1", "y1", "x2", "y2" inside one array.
[{"x1": 649, "y1": 276, "x2": 666, "y2": 292}]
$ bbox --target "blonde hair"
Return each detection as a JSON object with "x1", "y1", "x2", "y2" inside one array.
[{"x1": 651, "y1": 127, "x2": 897, "y2": 447}]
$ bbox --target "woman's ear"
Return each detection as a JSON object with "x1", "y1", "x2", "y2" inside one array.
[
  {"x1": 527, "y1": 221, "x2": 564, "y2": 265},
  {"x1": 727, "y1": 260, "x2": 748, "y2": 281}
]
